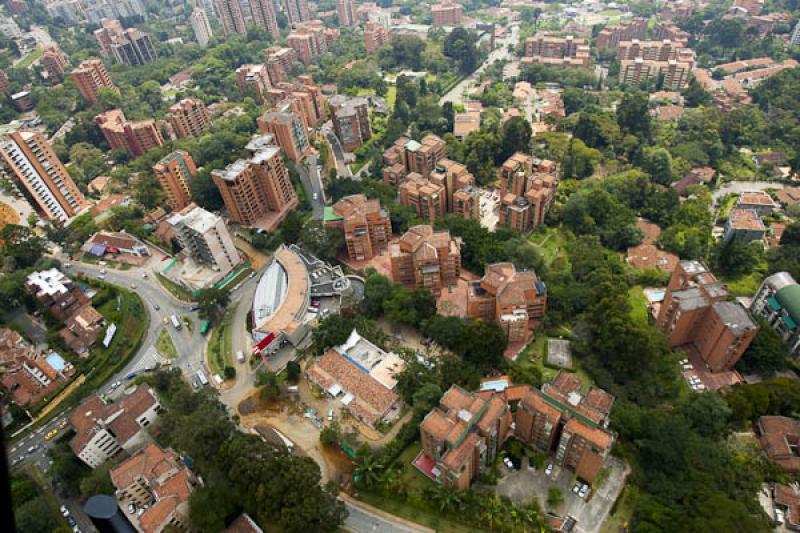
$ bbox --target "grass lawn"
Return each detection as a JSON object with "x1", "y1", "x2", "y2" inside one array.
[
  {"x1": 358, "y1": 492, "x2": 477, "y2": 533},
  {"x1": 155, "y1": 328, "x2": 177, "y2": 359},
  {"x1": 386, "y1": 86, "x2": 396, "y2": 109},
  {"x1": 600, "y1": 9, "x2": 622, "y2": 16},
  {"x1": 529, "y1": 226, "x2": 569, "y2": 267},
  {"x1": 627, "y1": 286, "x2": 649, "y2": 326},
  {"x1": 717, "y1": 194, "x2": 738, "y2": 220},
  {"x1": 720, "y1": 271, "x2": 765, "y2": 297},
  {"x1": 600, "y1": 485, "x2": 637, "y2": 533},
  {"x1": 156, "y1": 273, "x2": 193, "y2": 302},
  {"x1": 16, "y1": 47, "x2": 43, "y2": 69},
  {"x1": 207, "y1": 309, "x2": 234, "y2": 376}
]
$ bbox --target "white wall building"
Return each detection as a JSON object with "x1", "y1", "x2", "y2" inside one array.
[
  {"x1": 168, "y1": 205, "x2": 241, "y2": 276},
  {"x1": 190, "y1": 8, "x2": 213, "y2": 47}
]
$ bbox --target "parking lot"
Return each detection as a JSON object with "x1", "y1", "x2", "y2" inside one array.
[
  {"x1": 478, "y1": 188, "x2": 499, "y2": 231},
  {"x1": 495, "y1": 456, "x2": 628, "y2": 533}
]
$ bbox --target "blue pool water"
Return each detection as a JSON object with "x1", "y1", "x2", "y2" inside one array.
[{"x1": 45, "y1": 353, "x2": 66, "y2": 371}]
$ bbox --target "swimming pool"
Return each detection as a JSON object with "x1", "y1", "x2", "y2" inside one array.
[
  {"x1": 45, "y1": 352, "x2": 66, "y2": 372},
  {"x1": 481, "y1": 379, "x2": 509, "y2": 392}
]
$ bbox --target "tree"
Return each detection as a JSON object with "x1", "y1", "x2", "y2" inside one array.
[
  {"x1": 319, "y1": 422, "x2": 342, "y2": 447},
  {"x1": 255, "y1": 369, "x2": 281, "y2": 401},
  {"x1": 363, "y1": 273, "x2": 392, "y2": 317},
  {"x1": 443, "y1": 28, "x2": 480, "y2": 74},
  {"x1": 14, "y1": 496, "x2": 65, "y2": 533},
  {"x1": 642, "y1": 147, "x2": 674, "y2": 186},
  {"x1": 299, "y1": 222, "x2": 344, "y2": 262},
  {"x1": 617, "y1": 90, "x2": 651, "y2": 142},
  {"x1": 411, "y1": 383, "x2": 442, "y2": 415},
  {"x1": 781, "y1": 222, "x2": 800, "y2": 246},
  {"x1": 497, "y1": 117, "x2": 532, "y2": 163},
  {"x1": 79, "y1": 462, "x2": 115, "y2": 497},
  {"x1": 738, "y1": 320, "x2": 789, "y2": 375},
  {"x1": 134, "y1": 173, "x2": 166, "y2": 209},
  {"x1": 683, "y1": 76, "x2": 712, "y2": 107},
  {"x1": 711, "y1": 237, "x2": 763, "y2": 277},
  {"x1": 286, "y1": 360, "x2": 301, "y2": 382},
  {"x1": 1, "y1": 224, "x2": 46, "y2": 268},
  {"x1": 196, "y1": 287, "x2": 230, "y2": 324},
  {"x1": 223, "y1": 366, "x2": 236, "y2": 379},
  {"x1": 354, "y1": 449, "x2": 384, "y2": 487},
  {"x1": 547, "y1": 487, "x2": 564, "y2": 509},
  {"x1": 189, "y1": 486, "x2": 239, "y2": 533}
]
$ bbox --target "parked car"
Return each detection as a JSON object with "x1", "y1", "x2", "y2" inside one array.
[
  {"x1": 127, "y1": 503, "x2": 136, "y2": 514},
  {"x1": 67, "y1": 516, "x2": 77, "y2": 527},
  {"x1": 545, "y1": 463, "x2": 553, "y2": 476},
  {"x1": 503, "y1": 457, "x2": 514, "y2": 469},
  {"x1": 776, "y1": 508, "x2": 785, "y2": 525},
  {"x1": 579, "y1": 484, "x2": 589, "y2": 498},
  {"x1": 572, "y1": 482, "x2": 581, "y2": 494},
  {"x1": 60, "y1": 505, "x2": 69, "y2": 517},
  {"x1": 153, "y1": 303, "x2": 160, "y2": 311},
  {"x1": 327, "y1": 409, "x2": 334, "y2": 421}
]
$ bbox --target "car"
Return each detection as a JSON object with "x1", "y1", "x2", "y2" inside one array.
[
  {"x1": 130, "y1": 283, "x2": 137, "y2": 289},
  {"x1": 544, "y1": 463, "x2": 553, "y2": 475},
  {"x1": 67, "y1": 517, "x2": 77, "y2": 527},
  {"x1": 307, "y1": 307, "x2": 319, "y2": 313},
  {"x1": 162, "y1": 255, "x2": 169, "y2": 260},
  {"x1": 572, "y1": 482, "x2": 581, "y2": 494},
  {"x1": 153, "y1": 304, "x2": 160, "y2": 311},
  {"x1": 313, "y1": 193, "x2": 318, "y2": 201},
  {"x1": 128, "y1": 503, "x2": 136, "y2": 514},
  {"x1": 99, "y1": 268, "x2": 107, "y2": 274},
  {"x1": 97, "y1": 274, "x2": 106, "y2": 280},
  {"x1": 503, "y1": 457, "x2": 514, "y2": 469},
  {"x1": 191, "y1": 378, "x2": 199, "y2": 389},
  {"x1": 310, "y1": 300, "x2": 321, "y2": 307},
  {"x1": 142, "y1": 272, "x2": 148, "y2": 279},
  {"x1": 60, "y1": 505, "x2": 69, "y2": 517},
  {"x1": 777, "y1": 508, "x2": 785, "y2": 525},
  {"x1": 60, "y1": 420, "x2": 67, "y2": 429},
  {"x1": 162, "y1": 317, "x2": 169, "y2": 325},
  {"x1": 328, "y1": 409, "x2": 334, "y2": 421},
  {"x1": 190, "y1": 305, "x2": 200, "y2": 312},
  {"x1": 113, "y1": 381, "x2": 121, "y2": 388},
  {"x1": 579, "y1": 484, "x2": 589, "y2": 498},
  {"x1": 64, "y1": 263, "x2": 72, "y2": 269},
  {"x1": 27, "y1": 445, "x2": 38, "y2": 454}
]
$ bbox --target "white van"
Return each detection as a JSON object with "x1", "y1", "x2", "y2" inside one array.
[{"x1": 236, "y1": 350, "x2": 245, "y2": 363}]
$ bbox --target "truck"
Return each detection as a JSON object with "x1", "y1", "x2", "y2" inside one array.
[
  {"x1": 196, "y1": 369, "x2": 209, "y2": 386},
  {"x1": 170, "y1": 315, "x2": 181, "y2": 330}
]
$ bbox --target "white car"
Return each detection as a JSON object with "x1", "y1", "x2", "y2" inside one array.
[
  {"x1": 545, "y1": 463, "x2": 553, "y2": 475},
  {"x1": 328, "y1": 409, "x2": 334, "y2": 421},
  {"x1": 60, "y1": 505, "x2": 69, "y2": 517},
  {"x1": 128, "y1": 503, "x2": 136, "y2": 514},
  {"x1": 572, "y1": 482, "x2": 581, "y2": 494},
  {"x1": 503, "y1": 457, "x2": 514, "y2": 469},
  {"x1": 579, "y1": 484, "x2": 589, "y2": 498}
]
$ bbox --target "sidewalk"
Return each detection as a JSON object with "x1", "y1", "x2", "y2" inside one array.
[{"x1": 339, "y1": 493, "x2": 434, "y2": 533}]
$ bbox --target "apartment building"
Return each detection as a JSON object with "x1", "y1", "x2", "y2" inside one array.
[
  {"x1": 364, "y1": 20, "x2": 389, "y2": 53},
  {"x1": 431, "y1": 1, "x2": 463, "y2": 26},
  {"x1": 288, "y1": 27, "x2": 321, "y2": 65},
  {"x1": 429, "y1": 158, "x2": 479, "y2": 216},
  {"x1": 264, "y1": 47, "x2": 296, "y2": 84},
  {"x1": 398, "y1": 173, "x2": 446, "y2": 221},
  {"x1": 382, "y1": 134, "x2": 448, "y2": 185},
  {"x1": 267, "y1": 77, "x2": 326, "y2": 127},
  {"x1": 71, "y1": 59, "x2": 116, "y2": 104},
  {"x1": 466, "y1": 262, "x2": 547, "y2": 343},
  {"x1": 110, "y1": 444, "x2": 196, "y2": 533},
  {"x1": 257, "y1": 108, "x2": 310, "y2": 161},
  {"x1": 390, "y1": 225, "x2": 461, "y2": 294},
  {"x1": 652, "y1": 22, "x2": 690, "y2": 46},
  {"x1": 95, "y1": 109, "x2": 164, "y2": 157},
  {"x1": 94, "y1": 18, "x2": 124, "y2": 57},
  {"x1": 619, "y1": 57, "x2": 691, "y2": 89},
  {"x1": 419, "y1": 385, "x2": 512, "y2": 490},
  {"x1": 616, "y1": 40, "x2": 694, "y2": 63},
  {"x1": 329, "y1": 95, "x2": 372, "y2": 152},
  {"x1": 751, "y1": 272, "x2": 800, "y2": 357},
  {"x1": 756, "y1": 416, "x2": 800, "y2": 473},
  {"x1": 190, "y1": 8, "x2": 213, "y2": 47},
  {"x1": 41, "y1": 47, "x2": 67, "y2": 80},
  {"x1": 596, "y1": 17, "x2": 648, "y2": 49},
  {"x1": 110, "y1": 28, "x2": 156, "y2": 67},
  {"x1": 523, "y1": 35, "x2": 590, "y2": 67},
  {"x1": 168, "y1": 205, "x2": 241, "y2": 275},
  {"x1": 215, "y1": 0, "x2": 247, "y2": 35},
  {"x1": 69, "y1": 385, "x2": 160, "y2": 468},
  {"x1": 250, "y1": 0, "x2": 280, "y2": 38},
  {"x1": 283, "y1": 0, "x2": 310, "y2": 24},
  {"x1": 657, "y1": 261, "x2": 758, "y2": 372},
  {"x1": 236, "y1": 64, "x2": 271, "y2": 104},
  {"x1": 337, "y1": 0, "x2": 357, "y2": 26},
  {"x1": 723, "y1": 208, "x2": 766, "y2": 243},
  {"x1": 324, "y1": 194, "x2": 391, "y2": 261},
  {"x1": 168, "y1": 97, "x2": 211, "y2": 139},
  {"x1": 497, "y1": 152, "x2": 558, "y2": 233},
  {"x1": 0, "y1": 127, "x2": 88, "y2": 220},
  {"x1": 211, "y1": 134, "x2": 298, "y2": 230},
  {"x1": 0, "y1": 328, "x2": 75, "y2": 407},
  {"x1": 26, "y1": 268, "x2": 90, "y2": 320},
  {"x1": 516, "y1": 373, "x2": 614, "y2": 483},
  {"x1": 153, "y1": 150, "x2": 197, "y2": 211}
]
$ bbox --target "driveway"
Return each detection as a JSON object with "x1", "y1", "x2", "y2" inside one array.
[
  {"x1": 340, "y1": 493, "x2": 433, "y2": 533},
  {"x1": 712, "y1": 180, "x2": 785, "y2": 203},
  {"x1": 494, "y1": 456, "x2": 628, "y2": 533},
  {"x1": 295, "y1": 157, "x2": 326, "y2": 220}
]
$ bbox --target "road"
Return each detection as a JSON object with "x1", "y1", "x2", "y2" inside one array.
[
  {"x1": 711, "y1": 180, "x2": 785, "y2": 202},
  {"x1": 323, "y1": 125, "x2": 353, "y2": 179},
  {"x1": 439, "y1": 23, "x2": 519, "y2": 106},
  {"x1": 295, "y1": 156, "x2": 326, "y2": 220},
  {"x1": 341, "y1": 496, "x2": 432, "y2": 533}
]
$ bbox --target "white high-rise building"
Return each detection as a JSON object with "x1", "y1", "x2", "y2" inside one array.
[
  {"x1": 168, "y1": 206, "x2": 241, "y2": 276},
  {"x1": 190, "y1": 8, "x2": 213, "y2": 47}
]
